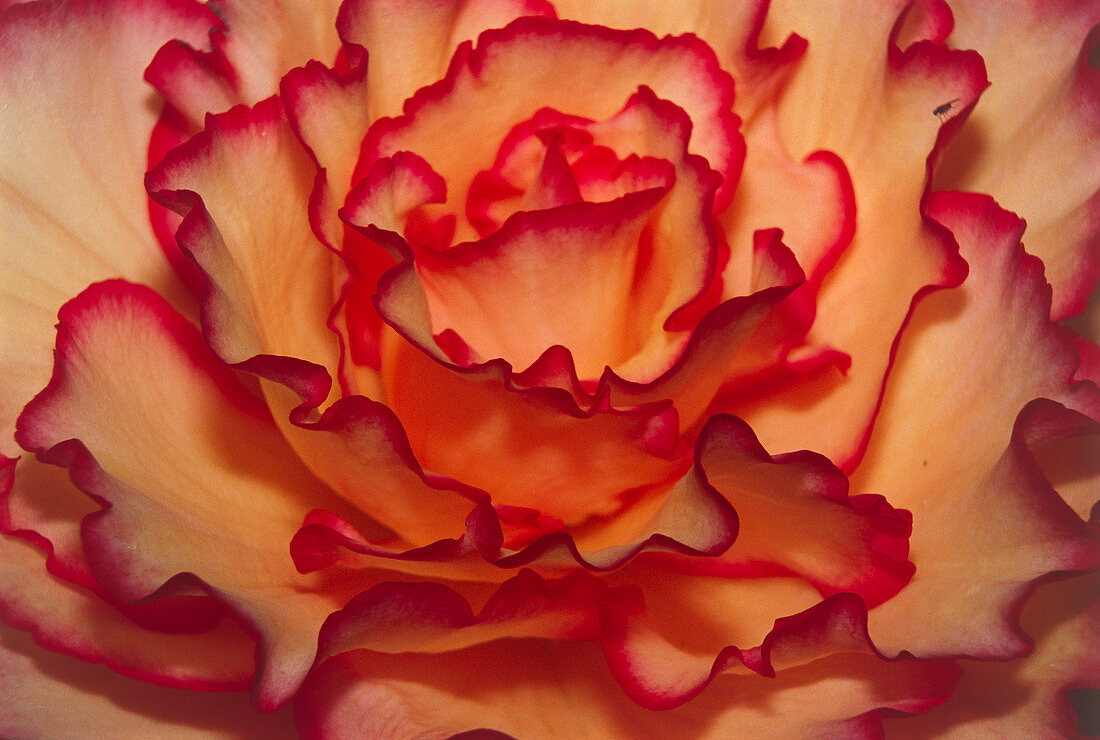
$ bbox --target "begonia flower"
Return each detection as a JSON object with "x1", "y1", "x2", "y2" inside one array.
[{"x1": 0, "y1": 0, "x2": 1097, "y2": 737}]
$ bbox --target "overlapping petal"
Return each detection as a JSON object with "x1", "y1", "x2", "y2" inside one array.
[
  {"x1": 14, "y1": 281, "x2": 375, "y2": 707},
  {"x1": 0, "y1": 533, "x2": 255, "y2": 691},
  {"x1": 294, "y1": 602, "x2": 960, "y2": 739},
  {"x1": 0, "y1": 622, "x2": 294, "y2": 740},
  {"x1": 337, "y1": 0, "x2": 556, "y2": 121},
  {"x1": 146, "y1": 0, "x2": 343, "y2": 127},
  {"x1": 883, "y1": 569, "x2": 1100, "y2": 737},
  {"x1": 724, "y1": 1, "x2": 986, "y2": 469},
  {"x1": 855, "y1": 193, "x2": 1100, "y2": 658}
]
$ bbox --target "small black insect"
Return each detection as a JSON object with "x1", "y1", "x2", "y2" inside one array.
[{"x1": 933, "y1": 98, "x2": 961, "y2": 121}]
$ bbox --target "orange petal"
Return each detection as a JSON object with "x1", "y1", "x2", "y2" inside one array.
[
  {"x1": 0, "y1": 0, "x2": 215, "y2": 455},
  {"x1": 854, "y1": 193, "x2": 1100, "y2": 658},
  {"x1": 379, "y1": 337, "x2": 683, "y2": 525},
  {"x1": 14, "y1": 282, "x2": 374, "y2": 708},
  {"x1": 934, "y1": 1, "x2": 1100, "y2": 320},
  {"x1": 549, "y1": 0, "x2": 806, "y2": 123},
  {"x1": 694, "y1": 415, "x2": 913, "y2": 607},
  {"x1": 0, "y1": 622, "x2": 294, "y2": 739},
  {"x1": 146, "y1": 0, "x2": 343, "y2": 127},
  {"x1": 363, "y1": 16, "x2": 740, "y2": 240},
  {"x1": 146, "y1": 99, "x2": 340, "y2": 380},
  {"x1": 313, "y1": 570, "x2": 603, "y2": 662},
  {"x1": 0, "y1": 533, "x2": 254, "y2": 691},
  {"x1": 295, "y1": 597, "x2": 960, "y2": 738},
  {"x1": 730, "y1": 1, "x2": 986, "y2": 468},
  {"x1": 883, "y1": 569, "x2": 1100, "y2": 737},
  {"x1": 337, "y1": 0, "x2": 555, "y2": 120}
]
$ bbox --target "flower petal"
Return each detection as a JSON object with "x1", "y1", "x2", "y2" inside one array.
[
  {"x1": 363, "y1": 16, "x2": 740, "y2": 239},
  {"x1": 294, "y1": 597, "x2": 960, "y2": 738},
  {"x1": 934, "y1": 1, "x2": 1100, "y2": 320},
  {"x1": 602, "y1": 591, "x2": 955, "y2": 712},
  {"x1": 0, "y1": 622, "x2": 295, "y2": 739},
  {"x1": 281, "y1": 59, "x2": 372, "y2": 246},
  {"x1": 0, "y1": 533, "x2": 255, "y2": 691},
  {"x1": 146, "y1": 98, "x2": 340, "y2": 380},
  {"x1": 14, "y1": 281, "x2": 374, "y2": 708},
  {"x1": 603, "y1": 228, "x2": 802, "y2": 432},
  {"x1": 883, "y1": 569, "x2": 1100, "y2": 737},
  {"x1": 0, "y1": 0, "x2": 215, "y2": 454},
  {"x1": 854, "y1": 193, "x2": 1100, "y2": 658},
  {"x1": 292, "y1": 447, "x2": 737, "y2": 575},
  {"x1": 337, "y1": 0, "x2": 555, "y2": 121},
  {"x1": 377, "y1": 327, "x2": 685, "y2": 524},
  {"x1": 729, "y1": 1, "x2": 986, "y2": 468},
  {"x1": 1, "y1": 455, "x2": 259, "y2": 689},
  {"x1": 549, "y1": 0, "x2": 806, "y2": 122},
  {"x1": 314, "y1": 570, "x2": 603, "y2": 663},
  {"x1": 146, "y1": 0, "x2": 343, "y2": 127},
  {"x1": 691, "y1": 415, "x2": 913, "y2": 607},
  {"x1": 413, "y1": 191, "x2": 668, "y2": 378}
]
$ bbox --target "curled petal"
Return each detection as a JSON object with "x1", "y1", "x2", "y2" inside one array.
[
  {"x1": 550, "y1": 0, "x2": 807, "y2": 123},
  {"x1": 0, "y1": 533, "x2": 254, "y2": 691},
  {"x1": 691, "y1": 415, "x2": 913, "y2": 607},
  {"x1": 146, "y1": 98, "x2": 340, "y2": 380},
  {"x1": 146, "y1": 0, "x2": 344, "y2": 126},
  {"x1": 884, "y1": 569, "x2": 1100, "y2": 737},
  {"x1": 294, "y1": 598, "x2": 960, "y2": 738},
  {"x1": 363, "y1": 16, "x2": 741, "y2": 233},
  {"x1": 314, "y1": 569, "x2": 603, "y2": 664},
  {"x1": 147, "y1": 99, "x2": 470, "y2": 542},
  {"x1": 602, "y1": 591, "x2": 956, "y2": 712},
  {"x1": 413, "y1": 191, "x2": 669, "y2": 377},
  {"x1": 14, "y1": 281, "x2": 374, "y2": 708},
  {"x1": 291, "y1": 449, "x2": 738, "y2": 575}
]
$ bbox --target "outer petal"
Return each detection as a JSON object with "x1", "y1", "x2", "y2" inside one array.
[
  {"x1": 312, "y1": 570, "x2": 603, "y2": 663},
  {"x1": 855, "y1": 193, "x2": 1100, "y2": 658},
  {"x1": 935, "y1": 1, "x2": 1100, "y2": 320},
  {"x1": 729, "y1": 1, "x2": 985, "y2": 468},
  {"x1": 0, "y1": 0, "x2": 215, "y2": 454},
  {"x1": 883, "y1": 570, "x2": 1100, "y2": 738},
  {"x1": 0, "y1": 622, "x2": 294, "y2": 739},
  {"x1": 294, "y1": 607, "x2": 959, "y2": 739},
  {"x1": 0, "y1": 533, "x2": 254, "y2": 691},
  {"x1": 14, "y1": 281, "x2": 374, "y2": 708},
  {"x1": 2, "y1": 454, "x2": 98, "y2": 590},
  {"x1": 600, "y1": 592, "x2": 955, "y2": 714}
]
